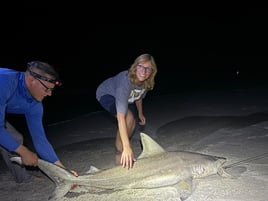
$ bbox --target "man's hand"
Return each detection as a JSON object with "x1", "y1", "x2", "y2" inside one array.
[{"x1": 15, "y1": 145, "x2": 38, "y2": 166}]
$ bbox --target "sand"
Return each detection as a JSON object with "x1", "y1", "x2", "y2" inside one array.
[{"x1": 0, "y1": 87, "x2": 268, "y2": 201}]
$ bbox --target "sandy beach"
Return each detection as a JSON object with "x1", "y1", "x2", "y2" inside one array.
[{"x1": 1, "y1": 87, "x2": 268, "y2": 201}]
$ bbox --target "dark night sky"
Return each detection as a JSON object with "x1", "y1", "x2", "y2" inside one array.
[{"x1": 1, "y1": 3, "x2": 268, "y2": 123}]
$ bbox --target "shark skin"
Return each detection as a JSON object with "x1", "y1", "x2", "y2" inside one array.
[{"x1": 11, "y1": 132, "x2": 231, "y2": 200}]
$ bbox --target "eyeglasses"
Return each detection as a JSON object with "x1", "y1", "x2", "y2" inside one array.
[
  {"x1": 137, "y1": 64, "x2": 153, "y2": 74},
  {"x1": 35, "y1": 77, "x2": 54, "y2": 92}
]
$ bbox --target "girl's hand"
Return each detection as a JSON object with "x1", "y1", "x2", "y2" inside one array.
[{"x1": 138, "y1": 114, "x2": 146, "y2": 125}]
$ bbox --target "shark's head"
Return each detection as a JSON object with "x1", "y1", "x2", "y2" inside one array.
[{"x1": 190, "y1": 157, "x2": 227, "y2": 178}]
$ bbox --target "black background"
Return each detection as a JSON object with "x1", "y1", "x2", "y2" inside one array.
[{"x1": 1, "y1": 3, "x2": 268, "y2": 124}]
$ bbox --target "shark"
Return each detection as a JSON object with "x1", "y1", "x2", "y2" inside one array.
[{"x1": 11, "y1": 132, "x2": 231, "y2": 200}]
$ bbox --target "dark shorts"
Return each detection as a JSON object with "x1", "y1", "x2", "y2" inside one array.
[{"x1": 98, "y1": 95, "x2": 138, "y2": 121}]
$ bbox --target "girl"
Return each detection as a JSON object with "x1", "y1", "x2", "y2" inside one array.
[{"x1": 96, "y1": 53, "x2": 158, "y2": 169}]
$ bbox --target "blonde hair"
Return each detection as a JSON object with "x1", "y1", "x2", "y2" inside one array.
[{"x1": 128, "y1": 53, "x2": 157, "y2": 90}]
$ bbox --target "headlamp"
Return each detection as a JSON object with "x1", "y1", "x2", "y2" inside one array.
[{"x1": 27, "y1": 61, "x2": 62, "y2": 86}]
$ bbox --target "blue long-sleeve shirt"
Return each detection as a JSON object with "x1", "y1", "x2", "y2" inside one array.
[{"x1": 0, "y1": 68, "x2": 58, "y2": 163}]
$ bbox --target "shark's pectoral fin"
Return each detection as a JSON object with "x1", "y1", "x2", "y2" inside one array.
[
  {"x1": 170, "y1": 178, "x2": 193, "y2": 201},
  {"x1": 85, "y1": 165, "x2": 100, "y2": 174}
]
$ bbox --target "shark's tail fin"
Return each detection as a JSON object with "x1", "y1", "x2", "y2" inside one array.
[
  {"x1": 10, "y1": 157, "x2": 76, "y2": 200},
  {"x1": 10, "y1": 156, "x2": 23, "y2": 165}
]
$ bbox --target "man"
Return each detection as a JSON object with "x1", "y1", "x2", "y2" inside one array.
[{"x1": 0, "y1": 61, "x2": 77, "y2": 183}]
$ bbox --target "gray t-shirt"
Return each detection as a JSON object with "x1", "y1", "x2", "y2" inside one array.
[{"x1": 96, "y1": 70, "x2": 147, "y2": 114}]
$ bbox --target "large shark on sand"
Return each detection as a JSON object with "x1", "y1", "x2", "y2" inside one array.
[{"x1": 11, "y1": 132, "x2": 231, "y2": 200}]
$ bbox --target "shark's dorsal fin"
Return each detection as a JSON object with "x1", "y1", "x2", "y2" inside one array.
[{"x1": 137, "y1": 132, "x2": 166, "y2": 159}]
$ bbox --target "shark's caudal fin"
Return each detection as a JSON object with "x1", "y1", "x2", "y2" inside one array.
[
  {"x1": 10, "y1": 156, "x2": 75, "y2": 200},
  {"x1": 10, "y1": 156, "x2": 76, "y2": 182},
  {"x1": 137, "y1": 132, "x2": 166, "y2": 159},
  {"x1": 10, "y1": 156, "x2": 23, "y2": 165}
]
